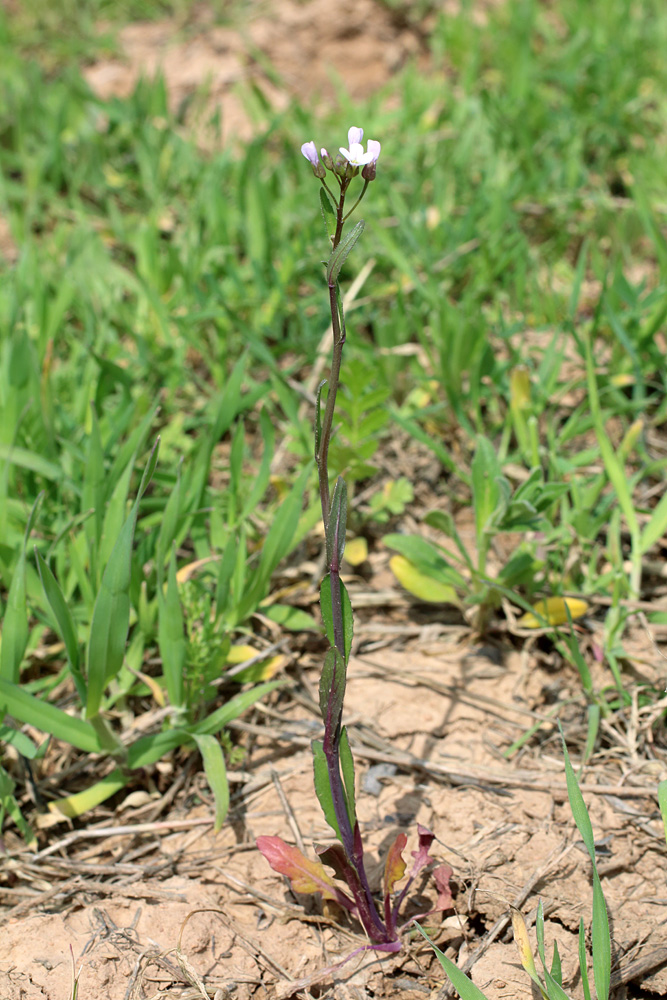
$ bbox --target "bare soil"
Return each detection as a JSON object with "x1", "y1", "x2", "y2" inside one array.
[{"x1": 3, "y1": 607, "x2": 667, "y2": 999}]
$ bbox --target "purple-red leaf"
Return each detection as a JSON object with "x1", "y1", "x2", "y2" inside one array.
[
  {"x1": 409, "y1": 823, "x2": 436, "y2": 879},
  {"x1": 432, "y1": 864, "x2": 454, "y2": 912},
  {"x1": 257, "y1": 836, "x2": 352, "y2": 906},
  {"x1": 383, "y1": 833, "x2": 408, "y2": 898}
]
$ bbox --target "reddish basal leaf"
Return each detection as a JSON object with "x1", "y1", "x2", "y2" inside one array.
[
  {"x1": 383, "y1": 833, "x2": 408, "y2": 897},
  {"x1": 432, "y1": 864, "x2": 454, "y2": 912},
  {"x1": 409, "y1": 823, "x2": 436, "y2": 878},
  {"x1": 257, "y1": 836, "x2": 348, "y2": 903}
]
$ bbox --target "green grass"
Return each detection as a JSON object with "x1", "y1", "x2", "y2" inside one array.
[{"x1": 1, "y1": 0, "x2": 666, "y2": 841}]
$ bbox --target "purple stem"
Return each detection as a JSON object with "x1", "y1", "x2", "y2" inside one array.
[{"x1": 315, "y1": 178, "x2": 389, "y2": 944}]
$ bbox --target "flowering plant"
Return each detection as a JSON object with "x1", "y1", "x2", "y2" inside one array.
[{"x1": 257, "y1": 127, "x2": 452, "y2": 958}]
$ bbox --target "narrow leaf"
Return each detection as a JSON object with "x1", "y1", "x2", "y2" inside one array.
[
  {"x1": 659, "y1": 780, "x2": 667, "y2": 846},
  {"x1": 0, "y1": 678, "x2": 100, "y2": 753},
  {"x1": 48, "y1": 768, "x2": 128, "y2": 818},
  {"x1": 415, "y1": 925, "x2": 490, "y2": 1000},
  {"x1": 326, "y1": 220, "x2": 365, "y2": 286},
  {"x1": 35, "y1": 550, "x2": 83, "y2": 693},
  {"x1": 193, "y1": 733, "x2": 229, "y2": 832},
  {"x1": 320, "y1": 574, "x2": 353, "y2": 661},
  {"x1": 319, "y1": 646, "x2": 346, "y2": 735},
  {"x1": 1, "y1": 495, "x2": 42, "y2": 682},
  {"x1": 339, "y1": 725, "x2": 356, "y2": 830},
  {"x1": 326, "y1": 477, "x2": 348, "y2": 568},
  {"x1": 158, "y1": 547, "x2": 186, "y2": 709},
  {"x1": 313, "y1": 739, "x2": 342, "y2": 841},
  {"x1": 86, "y1": 440, "x2": 160, "y2": 717}
]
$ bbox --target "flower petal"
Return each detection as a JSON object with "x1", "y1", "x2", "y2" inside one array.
[
  {"x1": 300, "y1": 140, "x2": 318, "y2": 165},
  {"x1": 366, "y1": 139, "x2": 381, "y2": 163},
  {"x1": 348, "y1": 126, "x2": 363, "y2": 146}
]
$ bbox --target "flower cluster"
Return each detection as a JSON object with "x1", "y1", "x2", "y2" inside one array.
[{"x1": 301, "y1": 126, "x2": 381, "y2": 181}]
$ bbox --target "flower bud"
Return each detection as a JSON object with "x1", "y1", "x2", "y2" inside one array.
[
  {"x1": 334, "y1": 152, "x2": 348, "y2": 177},
  {"x1": 361, "y1": 160, "x2": 377, "y2": 181},
  {"x1": 301, "y1": 140, "x2": 326, "y2": 178},
  {"x1": 321, "y1": 147, "x2": 334, "y2": 170}
]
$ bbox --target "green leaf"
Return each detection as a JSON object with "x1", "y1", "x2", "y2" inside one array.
[
  {"x1": 578, "y1": 919, "x2": 592, "y2": 1000},
  {"x1": 86, "y1": 440, "x2": 160, "y2": 717},
  {"x1": 1, "y1": 495, "x2": 42, "y2": 683},
  {"x1": 326, "y1": 220, "x2": 365, "y2": 286},
  {"x1": 215, "y1": 532, "x2": 238, "y2": 619},
  {"x1": 560, "y1": 724, "x2": 610, "y2": 1000},
  {"x1": 320, "y1": 574, "x2": 353, "y2": 661},
  {"x1": 0, "y1": 443, "x2": 63, "y2": 482},
  {"x1": 49, "y1": 768, "x2": 128, "y2": 818},
  {"x1": 234, "y1": 462, "x2": 311, "y2": 622},
  {"x1": 158, "y1": 547, "x2": 186, "y2": 709},
  {"x1": 313, "y1": 739, "x2": 341, "y2": 841},
  {"x1": 126, "y1": 729, "x2": 193, "y2": 768},
  {"x1": 0, "y1": 678, "x2": 100, "y2": 753},
  {"x1": 416, "y1": 924, "x2": 491, "y2": 1000},
  {"x1": 339, "y1": 725, "x2": 356, "y2": 830},
  {"x1": 471, "y1": 435, "x2": 502, "y2": 539},
  {"x1": 241, "y1": 409, "x2": 275, "y2": 520},
  {"x1": 81, "y1": 405, "x2": 105, "y2": 569},
  {"x1": 0, "y1": 722, "x2": 38, "y2": 758},
  {"x1": 261, "y1": 604, "x2": 317, "y2": 631},
  {"x1": 314, "y1": 380, "x2": 326, "y2": 458},
  {"x1": 35, "y1": 550, "x2": 85, "y2": 702},
  {"x1": 319, "y1": 646, "x2": 346, "y2": 734},
  {"x1": 193, "y1": 733, "x2": 229, "y2": 832},
  {"x1": 326, "y1": 477, "x2": 348, "y2": 567},
  {"x1": 190, "y1": 680, "x2": 284, "y2": 735},
  {"x1": 640, "y1": 489, "x2": 667, "y2": 554},
  {"x1": 659, "y1": 780, "x2": 667, "y2": 846},
  {"x1": 156, "y1": 460, "x2": 183, "y2": 588}
]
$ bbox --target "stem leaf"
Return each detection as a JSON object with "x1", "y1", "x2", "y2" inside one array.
[
  {"x1": 320, "y1": 574, "x2": 353, "y2": 661},
  {"x1": 326, "y1": 220, "x2": 365, "y2": 286}
]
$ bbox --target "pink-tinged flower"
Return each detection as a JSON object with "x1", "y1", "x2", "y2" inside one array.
[
  {"x1": 301, "y1": 140, "x2": 318, "y2": 165},
  {"x1": 301, "y1": 140, "x2": 326, "y2": 178},
  {"x1": 339, "y1": 126, "x2": 381, "y2": 168}
]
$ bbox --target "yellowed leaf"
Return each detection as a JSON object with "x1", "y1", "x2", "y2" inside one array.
[
  {"x1": 511, "y1": 907, "x2": 538, "y2": 977},
  {"x1": 176, "y1": 555, "x2": 219, "y2": 583},
  {"x1": 226, "y1": 644, "x2": 286, "y2": 681},
  {"x1": 389, "y1": 555, "x2": 458, "y2": 605},
  {"x1": 345, "y1": 537, "x2": 368, "y2": 566},
  {"x1": 517, "y1": 596, "x2": 588, "y2": 629},
  {"x1": 48, "y1": 769, "x2": 128, "y2": 818},
  {"x1": 510, "y1": 366, "x2": 531, "y2": 411}
]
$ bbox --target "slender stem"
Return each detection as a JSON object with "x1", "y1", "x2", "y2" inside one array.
[
  {"x1": 313, "y1": 174, "x2": 390, "y2": 941},
  {"x1": 343, "y1": 179, "x2": 369, "y2": 222}
]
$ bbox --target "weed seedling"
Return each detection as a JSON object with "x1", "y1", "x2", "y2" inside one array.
[{"x1": 257, "y1": 128, "x2": 452, "y2": 955}]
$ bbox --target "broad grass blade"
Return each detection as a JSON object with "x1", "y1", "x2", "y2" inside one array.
[
  {"x1": 157, "y1": 547, "x2": 186, "y2": 709},
  {"x1": 35, "y1": 549, "x2": 85, "y2": 702},
  {"x1": 0, "y1": 678, "x2": 99, "y2": 752},
  {"x1": 193, "y1": 733, "x2": 229, "y2": 831},
  {"x1": 1, "y1": 494, "x2": 42, "y2": 682},
  {"x1": 86, "y1": 440, "x2": 159, "y2": 717}
]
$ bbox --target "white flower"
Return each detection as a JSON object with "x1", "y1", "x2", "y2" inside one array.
[
  {"x1": 301, "y1": 140, "x2": 318, "y2": 165},
  {"x1": 339, "y1": 126, "x2": 381, "y2": 167}
]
